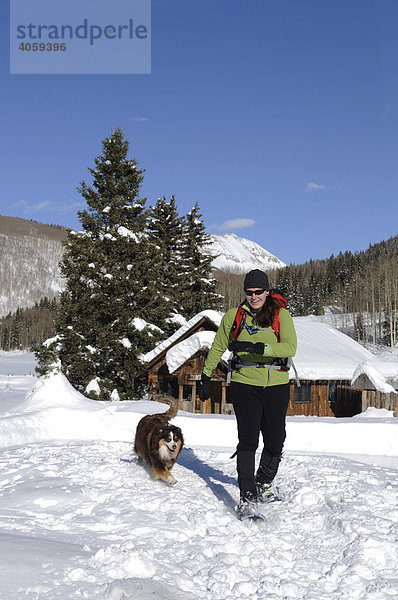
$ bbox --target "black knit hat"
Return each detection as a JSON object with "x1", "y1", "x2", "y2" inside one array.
[{"x1": 243, "y1": 269, "x2": 270, "y2": 291}]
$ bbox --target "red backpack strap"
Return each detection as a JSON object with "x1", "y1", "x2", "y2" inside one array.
[
  {"x1": 269, "y1": 292, "x2": 287, "y2": 340},
  {"x1": 270, "y1": 292, "x2": 287, "y2": 309},
  {"x1": 231, "y1": 303, "x2": 247, "y2": 341},
  {"x1": 271, "y1": 309, "x2": 280, "y2": 340}
]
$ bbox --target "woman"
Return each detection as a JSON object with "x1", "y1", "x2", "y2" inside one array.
[{"x1": 198, "y1": 269, "x2": 297, "y2": 519}]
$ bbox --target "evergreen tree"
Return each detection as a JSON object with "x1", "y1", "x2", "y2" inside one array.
[
  {"x1": 36, "y1": 128, "x2": 165, "y2": 400},
  {"x1": 147, "y1": 196, "x2": 185, "y2": 333},
  {"x1": 178, "y1": 203, "x2": 220, "y2": 318}
]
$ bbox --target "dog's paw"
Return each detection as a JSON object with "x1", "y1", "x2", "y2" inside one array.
[{"x1": 167, "y1": 474, "x2": 177, "y2": 485}]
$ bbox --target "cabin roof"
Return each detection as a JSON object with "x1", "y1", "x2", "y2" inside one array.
[
  {"x1": 292, "y1": 316, "x2": 374, "y2": 381},
  {"x1": 140, "y1": 310, "x2": 224, "y2": 370}
]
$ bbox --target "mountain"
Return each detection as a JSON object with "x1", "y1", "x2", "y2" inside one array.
[
  {"x1": 205, "y1": 233, "x2": 286, "y2": 272},
  {"x1": 0, "y1": 216, "x2": 67, "y2": 317},
  {"x1": 0, "y1": 216, "x2": 285, "y2": 317}
]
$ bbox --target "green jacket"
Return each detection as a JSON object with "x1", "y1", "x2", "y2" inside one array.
[{"x1": 203, "y1": 302, "x2": 297, "y2": 387}]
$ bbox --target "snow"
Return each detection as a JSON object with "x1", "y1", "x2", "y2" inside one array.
[
  {"x1": 131, "y1": 318, "x2": 163, "y2": 334},
  {"x1": 86, "y1": 377, "x2": 101, "y2": 396},
  {"x1": 43, "y1": 335, "x2": 62, "y2": 348},
  {"x1": 166, "y1": 312, "x2": 188, "y2": 328},
  {"x1": 0, "y1": 352, "x2": 397, "y2": 600},
  {"x1": 120, "y1": 337, "x2": 132, "y2": 349},
  {"x1": 355, "y1": 406, "x2": 395, "y2": 419},
  {"x1": 116, "y1": 226, "x2": 140, "y2": 242}
]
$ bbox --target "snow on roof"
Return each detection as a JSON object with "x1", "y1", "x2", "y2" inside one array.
[
  {"x1": 351, "y1": 362, "x2": 397, "y2": 394},
  {"x1": 166, "y1": 331, "x2": 231, "y2": 374},
  {"x1": 293, "y1": 316, "x2": 375, "y2": 381},
  {"x1": 366, "y1": 359, "x2": 398, "y2": 383},
  {"x1": 140, "y1": 310, "x2": 224, "y2": 365}
]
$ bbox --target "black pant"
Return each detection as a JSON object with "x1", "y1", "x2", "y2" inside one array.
[{"x1": 231, "y1": 382, "x2": 290, "y2": 495}]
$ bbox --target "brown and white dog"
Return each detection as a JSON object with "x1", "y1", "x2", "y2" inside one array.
[{"x1": 134, "y1": 398, "x2": 184, "y2": 485}]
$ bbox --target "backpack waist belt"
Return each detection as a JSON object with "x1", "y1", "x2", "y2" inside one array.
[{"x1": 227, "y1": 355, "x2": 300, "y2": 386}]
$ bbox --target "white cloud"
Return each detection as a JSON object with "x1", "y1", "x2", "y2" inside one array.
[
  {"x1": 58, "y1": 202, "x2": 82, "y2": 214},
  {"x1": 305, "y1": 182, "x2": 326, "y2": 192},
  {"x1": 32, "y1": 201, "x2": 52, "y2": 212},
  {"x1": 131, "y1": 116, "x2": 148, "y2": 122},
  {"x1": 10, "y1": 200, "x2": 27, "y2": 209},
  {"x1": 10, "y1": 200, "x2": 81, "y2": 216},
  {"x1": 220, "y1": 218, "x2": 256, "y2": 231}
]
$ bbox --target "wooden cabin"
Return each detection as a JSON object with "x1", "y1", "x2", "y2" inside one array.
[
  {"x1": 288, "y1": 317, "x2": 397, "y2": 417},
  {"x1": 140, "y1": 312, "x2": 398, "y2": 418},
  {"x1": 351, "y1": 362, "x2": 398, "y2": 415},
  {"x1": 140, "y1": 310, "x2": 234, "y2": 415},
  {"x1": 288, "y1": 379, "x2": 362, "y2": 417}
]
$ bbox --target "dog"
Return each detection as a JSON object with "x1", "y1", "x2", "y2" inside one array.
[{"x1": 134, "y1": 397, "x2": 184, "y2": 485}]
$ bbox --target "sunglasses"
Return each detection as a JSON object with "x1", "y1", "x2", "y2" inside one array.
[{"x1": 244, "y1": 289, "x2": 267, "y2": 297}]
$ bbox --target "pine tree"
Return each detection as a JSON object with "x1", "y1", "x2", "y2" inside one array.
[
  {"x1": 35, "y1": 128, "x2": 165, "y2": 400},
  {"x1": 178, "y1": 202, "x2": 220, "y2": 318},
  {"x1": 147, "y1": 196, "x2": 185, "y2": 333}
]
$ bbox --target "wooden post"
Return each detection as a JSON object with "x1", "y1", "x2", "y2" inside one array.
[
  {"x1": 202, "y1": 398, "x2": 212, "y2": 414},
  {"x1": 221, "y1": 383, "x2": 226, "y2": 413},
  {"x1": 361, "y1": 390, "x2": 368, "y2": 413},
  {"x1": 192, "y1": 381, "x2": 197, "y2": 404}
]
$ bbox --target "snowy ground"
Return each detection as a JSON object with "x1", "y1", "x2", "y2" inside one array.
[{"x1": 0, "y1": 353, "x2": 397, "y2": 600}]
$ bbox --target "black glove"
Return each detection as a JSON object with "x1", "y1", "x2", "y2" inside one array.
[
  {"x1": 198, "y1": 373, "x2": 211, "y2": 402},
  {"x1": 228, "y1": 341, "x2": 265, "y2": 355}
]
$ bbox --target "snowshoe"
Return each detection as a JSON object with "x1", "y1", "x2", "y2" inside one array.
[
  {"x1": 256, "y1": 482, "x2": 281, "y2": 504},
  {"x1": 257, "y1": 482, "x2": 275, "y2": 503},
  {"x1": 235, "y1": 492, "x2": 264, "y2": 521}
]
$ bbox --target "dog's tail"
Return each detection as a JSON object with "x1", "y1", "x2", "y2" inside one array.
[{"x1": 159, "y1": 396, "x2": 179, "y2": 420}]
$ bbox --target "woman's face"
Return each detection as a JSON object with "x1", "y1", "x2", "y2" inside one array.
[{"x1": 244, "y1": 288, "x2": 269, "y2": 312}]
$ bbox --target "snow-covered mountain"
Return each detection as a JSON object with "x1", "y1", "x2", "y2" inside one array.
[
  {"x1": 0, "y1": 216, "x2": 285, "y2": 316},
  {"x1": 206, "y1": 233, "x2": 286, "y2": 272}
]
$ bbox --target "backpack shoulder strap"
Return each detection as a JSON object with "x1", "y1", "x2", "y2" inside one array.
[
  {"x1": 231, "y1": 303, "x2": 247, "y2": 341},
  {"x1": 271, "y1": 309, "x2": 280, "y2": 340},
  {"x1": 269, "y1": 292, "x2": 287, "y2": 340}
]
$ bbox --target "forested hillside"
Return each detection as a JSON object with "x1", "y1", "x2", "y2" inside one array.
[
  {"x1": 0, "y1": 216, "x2": 67, "y2": 316},
  {"x1": 0, "y1": 298, "x2": 58, "y2": 352}
]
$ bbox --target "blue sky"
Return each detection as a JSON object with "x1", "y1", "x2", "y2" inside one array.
[{"x1": 1, "y1": 0, "x2": 397, "y2": 265}]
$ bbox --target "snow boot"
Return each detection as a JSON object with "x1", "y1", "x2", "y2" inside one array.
[
  {"x1": 236, "y1": 491, "x2": 259, "y2": 520},
  {"x1": 256, "y1": 481, "x2": 275, "y2": 503},
  {"x1": 255, "y1": 450, "x2": 282, "y2": 502},
  {"x1": 236, "y1": 450, "x2": 257, "y2": 499}
]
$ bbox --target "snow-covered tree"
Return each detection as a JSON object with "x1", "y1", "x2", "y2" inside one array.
[
  {"x1": 146, "y1": 196, "x2": 186, "y2": 333},
  {"x1": 36, "y1": 128, "x2": 165, "y2": 400},
  {"x1": 178, "y1": 203, "x2": 220, "y2": 318}
]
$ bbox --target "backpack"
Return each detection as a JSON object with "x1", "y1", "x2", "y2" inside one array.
[{"x1": 231, "y1": 292, "x2": 287, "y2": 342}]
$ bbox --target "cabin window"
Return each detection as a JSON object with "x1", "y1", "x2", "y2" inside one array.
[
  {"x1": 162, "y1": 376, "x2": 178, "y2": 397},
  {"x1": 183, "y1": 385, "x2": 193, "y2": 400},
  {"x1": 328, "y1": 381, "x2": 338, "y2": 405},
  {"x1": 293, "y1": 381, "x2": 312, "y2": 404}
]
